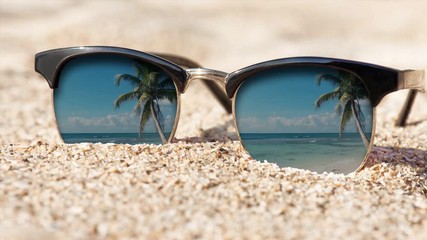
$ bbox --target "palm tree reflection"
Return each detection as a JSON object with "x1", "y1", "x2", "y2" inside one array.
[
  {"x1": 314, "y1": 70, "x2": 370, "y2": 148},
  {"x1": 113, "y1": 62, "x2": 176, "y2": 144}
]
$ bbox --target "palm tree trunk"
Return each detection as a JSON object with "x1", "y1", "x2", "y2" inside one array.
[
  {"x1": 150, "y1": 101, "x2": 168, "y2": 144},
  {"x1": 350, "y1": 101, "x2": 370, "y2": 148}
]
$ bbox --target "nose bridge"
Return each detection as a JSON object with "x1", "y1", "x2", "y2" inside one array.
[
  {"x1": 185, "y1": 68, "x2": 233, "y2": 114},
  {"x1": 185, "y1": 68, "x2": 228, "y2": 90}
]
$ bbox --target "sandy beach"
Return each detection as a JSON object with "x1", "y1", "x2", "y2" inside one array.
[{"x1": 1, "y1": 0, "x2": 426, "y2": 239}]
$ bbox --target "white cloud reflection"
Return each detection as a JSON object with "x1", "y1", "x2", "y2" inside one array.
[
  {"x1": 267, "y1": 112, "x2": 338, "y2": 128},
  {"x1": 237, "y1": 112, "x2": 366, "y2": 133},
  {"x1": 62, "y1": 112, "x2": 175, "y2": 133},
  {"x1": 67, "y1": 112, "x2": 139, "y2": 128}
]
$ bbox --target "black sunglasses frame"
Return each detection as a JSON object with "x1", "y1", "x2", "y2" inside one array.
[
  {"x1": 36, "y1": 46, "x2": 424, "y2": 108},
  {"x1": 35, "y1": 46, "x2": 425, "y2": 173}
]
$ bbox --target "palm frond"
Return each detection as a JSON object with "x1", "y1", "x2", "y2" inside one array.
[
  {"x1": 134, "y1": 61, "x2": 148, "y2": 81},
  {"x1": 138, "y1": 100, "x2": 152, "y2": 140},
  {"x1": 115, "y1": 61, "x2": 176, "y2": 140},
  {"x1": 314, "y1": 90, "x2": 339, "y2": 109},
  {"x1": 338, "y1": 71, "x2": 353, "y2": 82},
  {"x1": 335, "y1": 92, "x2": 351, "y2": 113},
  {"x1": 133, "y1": 93, "x2": 151, "y2": 115},
  {"x1": 353, "y1": 84, "x2": 370, "y2": 100},
  {"x1": 156, "y1": 76, "x2": 175, "y2": 89},
  {"x1": 156, "y1": 72, "x2": 170, "y2": 82},
  {"x1": 339, "y1": 101, "x2": 353, "y2": 137},
  {"x1": 114, "y1": 74, "x2": 141, "y2": 87},
  {"x1": 156, "y1": 89, "x2": 177, "y2": 102},
  {"x1": 315, "y1": 74, "x2": 341, "y2": 86},
  {"x1": 113, "y1": 91, "x2": 140, "y2": 109},
  {"x1": 134, "y1": 62, "x2": 158, "y2": 84}
]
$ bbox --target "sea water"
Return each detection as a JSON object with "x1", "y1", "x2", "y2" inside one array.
[{"x1": 240, "y1": 133, "x2": 369, "y2": 174}]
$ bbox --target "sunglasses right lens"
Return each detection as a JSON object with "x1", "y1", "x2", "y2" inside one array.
[
  {"x1": 54, "y1": 54, "x2": 178, "y2": 144},
  {"x1": 234, "y1": 66, "x2": 374, "y2": 174}
]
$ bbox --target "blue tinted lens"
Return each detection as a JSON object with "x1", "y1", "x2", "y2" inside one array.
[
  {"x1": 55, "y1": 55, "x2": 178, "y2": 144},
  {"x1": 235, "y1": 66, "x2": 373, "y2": 174}
]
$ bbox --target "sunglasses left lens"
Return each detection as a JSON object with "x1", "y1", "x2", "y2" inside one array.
[{"x1": 54, "y1": 54, "x2": 178, "y2": 144}]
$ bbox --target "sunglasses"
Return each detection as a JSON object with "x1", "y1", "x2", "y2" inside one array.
[{"x1": 35, "y1": 46, "x2": 426, "y2": 174}]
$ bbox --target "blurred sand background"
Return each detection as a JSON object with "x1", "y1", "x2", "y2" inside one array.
[{"x1": 1, "y1": 0, "x2": 426, "y2": 239}]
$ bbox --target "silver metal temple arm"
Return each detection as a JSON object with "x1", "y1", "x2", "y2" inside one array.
[{"x1": 397, "y1": 70, "x2": 426, "y2": 92}]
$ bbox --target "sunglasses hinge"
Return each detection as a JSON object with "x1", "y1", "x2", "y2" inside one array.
[{"x1": 397, "y1": 70, "x2": 426, "y2": 93}]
